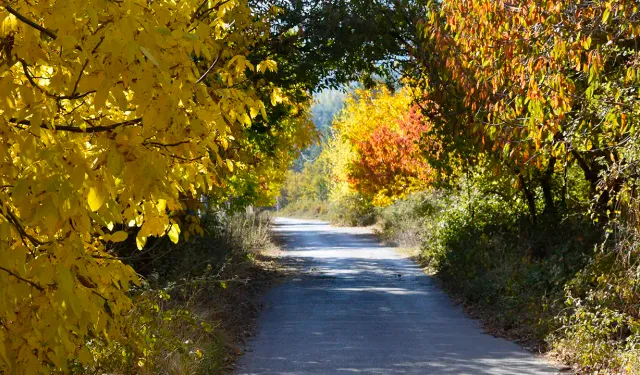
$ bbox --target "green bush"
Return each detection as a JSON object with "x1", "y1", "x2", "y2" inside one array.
[
  {"x1": 279, "y1": 197, "x2": 330, "y2": 219},
  {"x1": 380, "y1": 183, "x2": 615, "y2": 355},
  {"x1": 377, "y1": 191, "x2": 442, "y2": 248},
  {"x1": 375, "y1": 162, "x2": 640, "y2": 373},
  {"x1": 329, "y1": 191, "x2": 376, "y2": 226},
  {"x1": 554, "y1": 225, "x2": 640, "y2": 373}
]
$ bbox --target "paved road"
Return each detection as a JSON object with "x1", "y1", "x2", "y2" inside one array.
[{"x1": 236, "y1": 218, "x2": 560, "y2": 374}]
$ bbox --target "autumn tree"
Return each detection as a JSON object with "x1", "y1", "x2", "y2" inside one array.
[
  {"x1": 417, "y1": 0, "x2": 640, "y2": 220},
  {"x1": 349, "y1": 106, "x2": 435, "y2": 206},
  {"x1": 0, "y1": 0, "x2": 312, "y2": 373},
  {"x1": 322, "y1": 85, "x2": 435, "y2": 206}
]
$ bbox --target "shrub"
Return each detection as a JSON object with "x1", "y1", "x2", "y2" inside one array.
[
  {"x1": 279, "y1": 197, "x2": 330, "y2": 220},
  {"x1": 329, "y1": 192, "x2": 376, "y2": 226},
  {"x1": 555, "y1": 225, "x2": 640, "y2": 373},
  {"x1": 77, "y1": 210, "x2": 276, "y2": 374},
  {"x1": 425, "y1": 193, "x2": 599, "y2": 344},
  {"x1": 377, "y1": 191, "x2": 442, "y2": 248}
]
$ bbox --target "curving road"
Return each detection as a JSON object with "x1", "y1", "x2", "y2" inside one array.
[{"x1": 236, "y1": 218, "x2": 560, "y2": 375}]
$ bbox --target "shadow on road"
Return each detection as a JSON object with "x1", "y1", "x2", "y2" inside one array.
[{"x1": 236, "y1": 218, "x2": 560, "y2": 375}]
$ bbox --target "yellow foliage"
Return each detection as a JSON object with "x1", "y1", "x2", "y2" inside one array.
[
  {"x1": 333, "y1": 86, "x2": 413, "y2": 142},
  {"x1": 0, "y1": 0, "x2": 304, "y2": 373}
]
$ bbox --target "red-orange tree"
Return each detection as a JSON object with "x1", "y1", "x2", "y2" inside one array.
[{"x1": 349, "y1": 106, "x2": 435, "y2": 205}]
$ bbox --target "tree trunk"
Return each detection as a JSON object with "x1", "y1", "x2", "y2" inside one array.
[
  {"x1": 519, "y1": 174, "x2": 537, "y2": 224},
  {"x1": 561, "y1": 158, "x2": 568, "y2": 210},
  {"x1": 540, "y1": 157, "x2": 556, "y2": 214}
]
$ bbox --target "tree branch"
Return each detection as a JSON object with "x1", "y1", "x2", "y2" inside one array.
[
  {"x1": 4, "y1": 5, "x2": 57, "y2": 40},
  {"x1": 0, "y1": 198, "x2": 43, "y2": 247},
  {"x1": 20, "y1": 59, "x2": 96, "y2": 100},
  {"x1": 9, "y1": 117, "x2": 143, "y2": 133},
  {"x1": 144, "y1": 140, "x2": 192, "y2": 148},
  {"x1": 0, "y1": 266, "x2": 45, "y2": 292},
  {"x1": 69, "y1": 36, "x2": 104, "y2": 97},
  {"x1": 196, "y1": 53, "x2": 221, "y2": 83}
]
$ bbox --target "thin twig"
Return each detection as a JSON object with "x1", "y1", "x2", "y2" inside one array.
[
  {"x1": 0, "y1": 198, "x2": 43, "y2": 247},
  {"x1": 145, "y1": 140, "x2": 192, "y2": 148},
  {"x1": 0, "y1": 266, "x2": 45, "y2": 291},
  {"x1": 69, "y1": 36, "x2": 104, "y2": 97},
  {"x1": 20, "y1": 59, "x2": 96, "y2": 100},
  {"x1": 196, "y1": 53, "x2": 221, "y2": 84}
]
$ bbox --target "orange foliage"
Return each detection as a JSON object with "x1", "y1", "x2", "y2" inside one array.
[{"x1": 348, "y1": 106, "x2": 435, "y2": 205}]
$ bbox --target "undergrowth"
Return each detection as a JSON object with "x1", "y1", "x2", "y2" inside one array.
[
  {"x1": 278, "y1": 197, "x2": 330, "y2": 220},
  {"x1": 279, "y1": 193, "x2": 377, "y2": 227},
  {"x1": 75, "y1": 210, "x2": 279, "y2": 375},
  {"x1": 378, "y1": 187, "x2": 639, "y2": 374}
]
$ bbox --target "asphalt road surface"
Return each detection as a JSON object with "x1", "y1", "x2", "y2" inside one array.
[{"x1": 236, "y1": 218, "x2": 561, "y2": 375}]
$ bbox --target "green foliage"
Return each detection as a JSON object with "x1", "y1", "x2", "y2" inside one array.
[
  {"x1": 377, "y1": 165, "x2": 619, "y2": 365},
  {"x1": 249, "y1": 0, "x2": 422, "y2": 90},
  {"x1": 555, "y1": 225, "x2": 640, "y2": 373},
  {"x1": 377, "y1": 191, "x2": 442, "y2": 248},
  {"x1": 279, "y1": 198, "x2": 330, "y2": 220},
  {"x1": 292, "y1": 89, "x2": 348, "y2": 172},
  {"x1": 282, "y1": 157, "x2": 331, "y2": 205},
  {"x1": 328, "y1": 192, "x2": 376, "y2": 227}
]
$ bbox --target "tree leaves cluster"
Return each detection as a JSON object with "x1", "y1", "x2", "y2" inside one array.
[
  {"x1": 418, "y1": 0, "x2": 640, "y2": 221},
  {"x1": 334, "y1": 87, "x2": 435, "y2": 206}
]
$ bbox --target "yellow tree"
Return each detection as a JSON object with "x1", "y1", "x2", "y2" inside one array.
[{"x1": 0, "y1": 0, "x2": 293, "y2": 372}]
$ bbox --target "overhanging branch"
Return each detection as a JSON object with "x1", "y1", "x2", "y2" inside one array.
[
  {"x1": 9, "y1": 117, "x2": 143, "y2": 133},
  {"x1": 4, "y1": 5, "x2": 57, "y2": 40}
]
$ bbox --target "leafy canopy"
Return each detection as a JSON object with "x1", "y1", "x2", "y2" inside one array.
[{"x1": 0, "y1": 0, "x2": 313, "y2": 373}]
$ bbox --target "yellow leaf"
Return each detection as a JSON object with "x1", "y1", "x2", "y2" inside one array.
[
  {"x1": 31, "y1": 111, "x2": 43, "y2": 129},
  {"x1": 226, "y1": 159, "x2": 234, "y2": 172},
  {"x1": 111, "y1": 231, "x2": 128, "y2": 242},
  {"x1": 107, "y1": 149, "x2": 125, "y2": 176},
  {"x1": 0, "y1": 331, "x2": 9, "y2": 369},
  {"x1": 157, "y1": 199, "x2": 167, "y2": 213},
  {"x1": 257, "y1": 60, "x2": 278, "y2": 74},
  {"x1": 168, "y1": 224, "x2": 180, "y2": 244},
  {"x1": 136, "y1": 233, "x2": 147, "y2": 250},
  {"x1": 94, "y1": 85, "x2": 109, "y2": 110},
  {"x1": 270, "y1": 88, "x2": 283, "y2": 106},
  {"x1": 88, "y1": 187, "x2": 105, "y2": 211},
  {"x1": 140, "y1": 46, "x2": 160, "y2": 67},
  {"x1": 0, "y1": 14, "x2": 17, "y2": 38}
]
